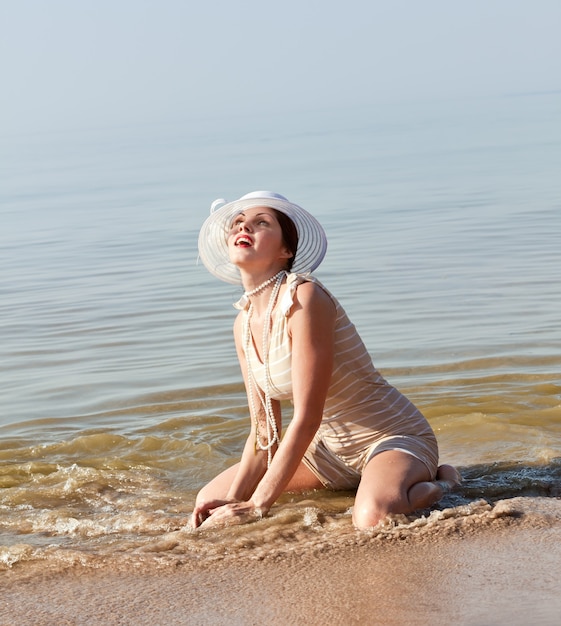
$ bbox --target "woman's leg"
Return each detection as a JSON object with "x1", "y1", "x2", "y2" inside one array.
[
  {"x1": 352, "y1": 450, "x2": 460, "y2": 529},
  {"x1": 194, "y1": 463, "x2": 240, "y2": 507},
  {"x1": 285, "y1": 461, "x2": 325, "y2": 492}
]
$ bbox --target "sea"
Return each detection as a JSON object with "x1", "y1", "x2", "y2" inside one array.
[{"x1": 1, "y1": 93, "x2": 560, "y2": 574}]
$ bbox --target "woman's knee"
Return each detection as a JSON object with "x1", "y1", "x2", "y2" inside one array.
[
  {"x1": 194, "y1": 463, "x2": 240, "y2": 506},
  {"x1": 352, "y1": 490, "x2": 405, "y2": 529},
  {"x1": 352, "y1": 450, "x2": 436, "y2": 528},
  {"x1": 194, "y1": 485, "x2": 210, "y2": 507}
]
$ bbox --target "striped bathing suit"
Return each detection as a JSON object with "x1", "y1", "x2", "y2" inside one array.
[{"x1": 240, "y1": 273, "x2": 439, "y2": 490}]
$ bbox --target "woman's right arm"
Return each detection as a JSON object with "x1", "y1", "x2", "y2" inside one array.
[
  {"x1": 192, "y1": 312, "x2": 269, "y2": 526},
  {"x1": 192, "y1": 313, "x2": 276, "y2": 527},
  {"x1": 224, "y1": 311, "x2": 274, "y2": 500}
]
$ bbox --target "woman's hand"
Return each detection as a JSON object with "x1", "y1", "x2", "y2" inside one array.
[
  {"x1": 191, "y1": 499, "x2": 233, "y2": 528},
  {"x1": 192, "y1": 499, "x2": 266, "y2": 529}
]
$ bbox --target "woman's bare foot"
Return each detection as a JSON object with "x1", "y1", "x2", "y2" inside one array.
[{"x1": 435, "y1": 464, "x2": 462, "y2": 495}]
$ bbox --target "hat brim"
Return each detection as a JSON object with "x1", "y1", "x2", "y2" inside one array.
[{"x1": 198, "y1": 195, "x2": 327, "y2": 285}]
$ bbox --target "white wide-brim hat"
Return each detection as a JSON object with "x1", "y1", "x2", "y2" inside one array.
[{"x1": 198, "y1": 191, "x2": 328, "y2": 285}]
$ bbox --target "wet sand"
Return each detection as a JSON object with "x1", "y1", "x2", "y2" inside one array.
[{"x1": 2, "y1": 499, "x2": 561, "y2": 626}]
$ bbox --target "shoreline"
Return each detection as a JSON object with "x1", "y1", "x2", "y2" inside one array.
[{"x1": 2, "y1": 498, "x2": 561, "y2": 625}]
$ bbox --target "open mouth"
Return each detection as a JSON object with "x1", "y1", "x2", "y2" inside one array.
[{"x1": 235, "y1": 236, "x2": 252, "y2": 247}]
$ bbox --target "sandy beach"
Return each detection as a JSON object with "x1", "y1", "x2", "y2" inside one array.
[{"x1": 2, "y1": 497, "x2": 561, "y2": 626}]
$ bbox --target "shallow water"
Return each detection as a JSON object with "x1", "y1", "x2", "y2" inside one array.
[{"x1": 1, "y1": 93, "x2": 560, "y2": 573}]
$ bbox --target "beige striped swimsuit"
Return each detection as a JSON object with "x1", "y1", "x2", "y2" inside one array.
[{"x1": 242, "y1": 273, "x2": 439, "y2": 490}]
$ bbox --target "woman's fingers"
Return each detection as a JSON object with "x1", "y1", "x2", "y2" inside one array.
[
  {"x1": 192, "y1": 498, "x2": 237, "y2": 528},
  {"x1": 197, "y1": 502, "x2": 261, "y2": 529}
]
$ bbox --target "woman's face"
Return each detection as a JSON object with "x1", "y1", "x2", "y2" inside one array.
[{"x1": 227, "y1": 207, "x2": 292, "y2": 269}]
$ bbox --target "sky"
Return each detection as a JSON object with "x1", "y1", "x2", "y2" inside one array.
[{"x1": 1, "y1": 1, "x2": 560, "y2": 134}]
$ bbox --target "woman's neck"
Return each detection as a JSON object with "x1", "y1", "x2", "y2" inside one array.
[
  {"x1": 241, "y1": 269, "x2": 286, "y2": 314},
  {"x1": 241, "y1": 265, "x2": 286, "y2": 292}
]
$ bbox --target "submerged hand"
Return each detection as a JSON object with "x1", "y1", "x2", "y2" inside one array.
[
  {"x1": 195, "y1": 500, "x2": 266, "y2": 529},
  {"x1": 191, "y1": 499, "x2": 235, "y2": 529}
]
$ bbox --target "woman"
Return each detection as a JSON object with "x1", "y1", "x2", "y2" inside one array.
[{"x1": 193, "y1": 191, "x2": 460, "y2": 530}]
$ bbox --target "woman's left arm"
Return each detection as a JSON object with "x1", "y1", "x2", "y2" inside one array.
[
  {"x1": 250, "y1": 283, "x2": 336, "y2": 510},
  {"x1": 199, "y1": 283, "x2": 336, "y2": 528}
]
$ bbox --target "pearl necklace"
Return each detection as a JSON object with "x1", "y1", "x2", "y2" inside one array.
[
  {"x1": 243, "y1": 270, "x2": 286, "y2": 298},
  {"x1": 236, "y1": 270, "x2": 286, "y2": 311},
  {"x1": 243, "y1": 270, "x2": 286, "y2": 467}
]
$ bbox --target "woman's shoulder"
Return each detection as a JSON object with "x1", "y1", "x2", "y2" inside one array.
[
  {"x1": 282, "y1": 273, "x2": 336, "y2": 317},
  {"x1": 233, "y1": 309, "x2": 245, "y2": 339}
]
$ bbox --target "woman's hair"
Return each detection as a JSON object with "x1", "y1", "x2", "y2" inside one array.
[{"x1": 273, "y1": 209, "x2": 298, "y2": 271}]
